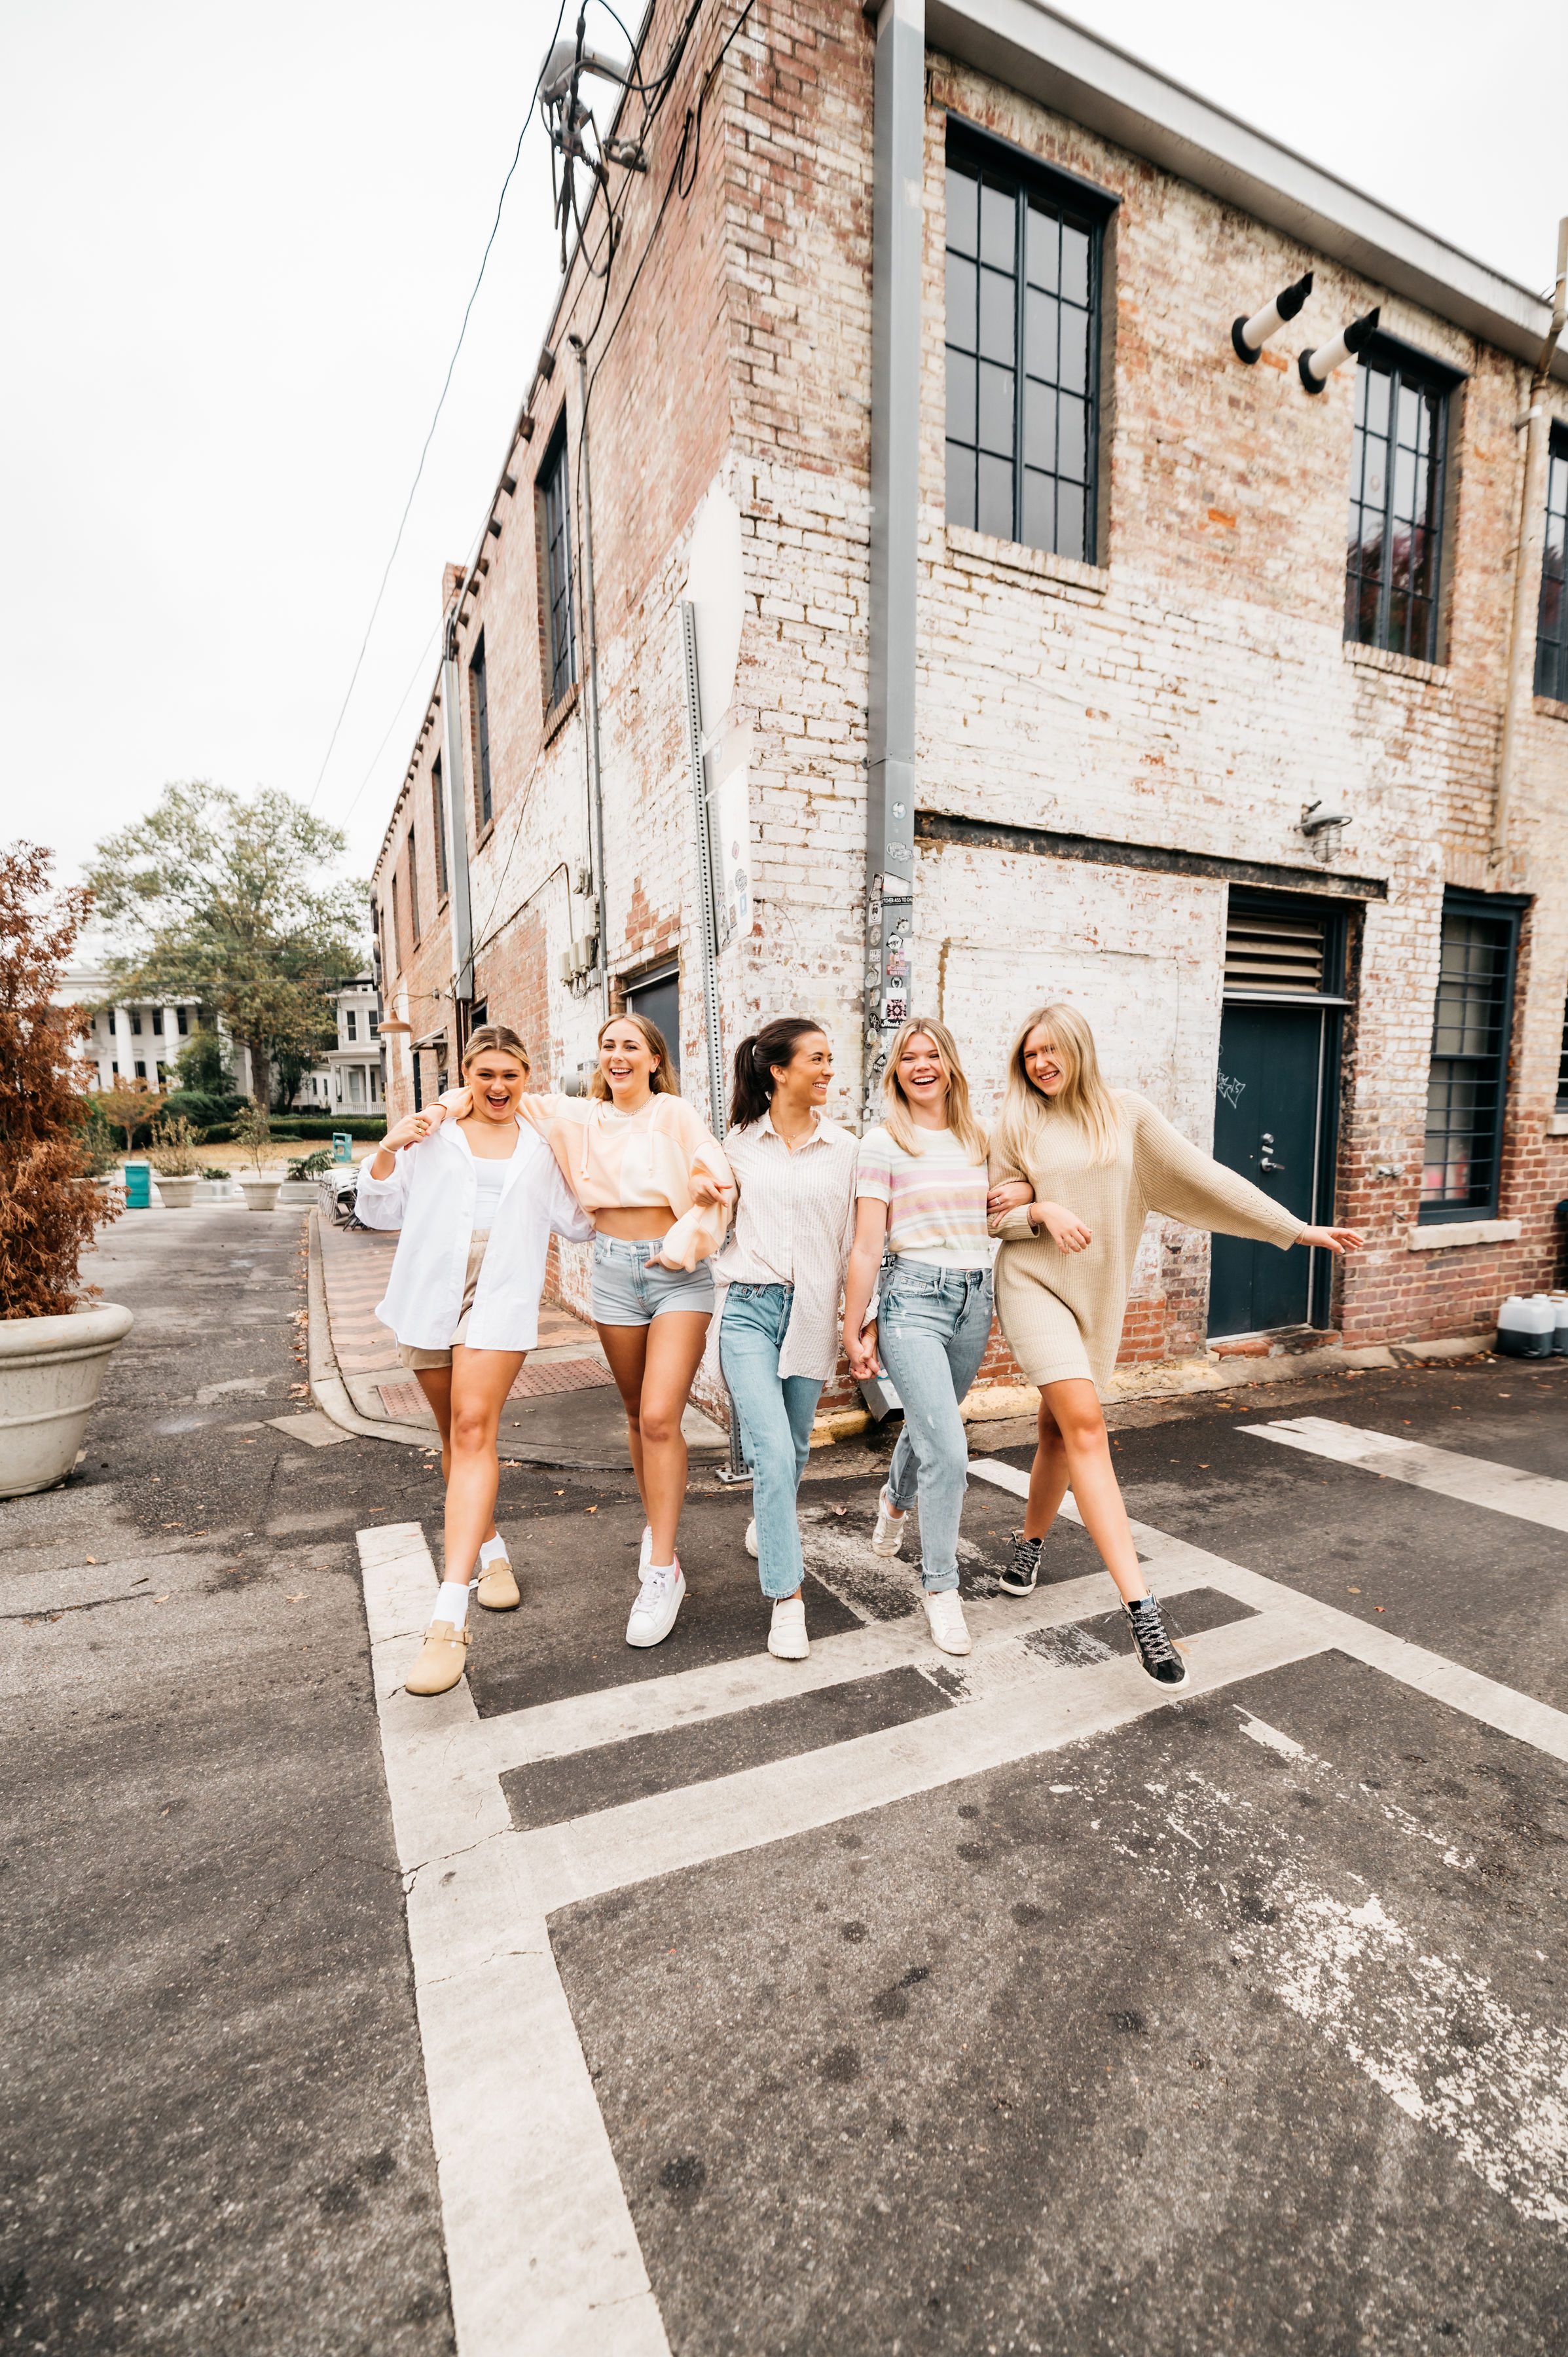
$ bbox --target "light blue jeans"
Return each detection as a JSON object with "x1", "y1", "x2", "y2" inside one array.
[
  {"x1": 877, "y1": 1262, "x2": 994, "y2": 1594},
  {"x1": 719, "y1": 1284, "x2": 823, "y2": 1601}
]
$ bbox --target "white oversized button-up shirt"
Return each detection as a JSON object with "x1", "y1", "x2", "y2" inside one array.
[
  {"x1": 355, "y1": 1118, "x2": 593, "y2": 1353},
  {"x1": 716, "y1": 1112, "x2": 858, "y2": 1379}
]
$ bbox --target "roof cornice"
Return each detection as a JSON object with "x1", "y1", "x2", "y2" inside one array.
[{"x1": 927, "y1": 0, "x2": 1566, "y2": 382}]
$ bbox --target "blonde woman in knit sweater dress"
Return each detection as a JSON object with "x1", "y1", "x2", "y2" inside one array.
[{"x1": 987, "y1": 1002, "x2": 1362, "y2": 1688}]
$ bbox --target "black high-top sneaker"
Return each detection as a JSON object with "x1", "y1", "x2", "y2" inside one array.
[
  {"x1": 1123, "y1": 1592, "x2": 1189, "y2": 1689},
  {"x1": 1000, "y1": 1531, "x2": 1043, "y2": 1596}
]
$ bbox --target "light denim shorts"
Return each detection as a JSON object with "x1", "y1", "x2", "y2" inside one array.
[{"x1": 591, "y1": 1233, "x2": 716, "y2": 1326}]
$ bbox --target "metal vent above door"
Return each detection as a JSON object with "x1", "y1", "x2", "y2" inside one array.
[{"x1": 1224, "y1": 908, "x2": 1326, "y2": 997}]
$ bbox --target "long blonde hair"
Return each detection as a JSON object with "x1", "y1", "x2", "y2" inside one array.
[
  {"x1": 590, "y1": 1009, "x2": 678, "y2": 1100},
  {"x1": 881, "y1": 1015, "x2": 988, "y2": 1163},
  {"x1": 993, "y1": 1002, "x2": 1121, "y2": 1169}
]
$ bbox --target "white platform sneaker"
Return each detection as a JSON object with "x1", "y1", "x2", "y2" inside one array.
[
  {"x1": 871, "y1": 1487, "x2": 907, "y2": 1557},
  {"x1": 922, "y1": 1588, "x2": 972, "y2": 1656},
  {"x1": 627, "y1": 1560, "x2": 685, "y2": 1648}
]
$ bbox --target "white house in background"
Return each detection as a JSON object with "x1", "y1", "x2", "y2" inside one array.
[
  {"x1": 291, "y1": 976, "x2": 382, "y2": 1114},
  {"x1": 58, "y1": 968, "x2": 254, "y2": 1097}
]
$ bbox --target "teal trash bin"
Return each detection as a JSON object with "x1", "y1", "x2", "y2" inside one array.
[
  {"x1": 124, "y1": 1163, "x2": 151, "y2": 1209},
  {"x1": 332, "y1": 1131, "x2": 353, "y2": 1165}
]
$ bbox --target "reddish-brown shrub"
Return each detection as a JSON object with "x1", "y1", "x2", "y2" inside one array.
[{"x1": 0, "y1": 843, "x2": 117, "y2": 1317}]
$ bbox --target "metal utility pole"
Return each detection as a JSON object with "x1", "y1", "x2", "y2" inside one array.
[
  {"x1": 1491, "y1": 215, "x2": 1567, "y2": 872},
  {"x1": 571, "y1": 337, "x2": 611, "y2": 1015},
  {"x1": 680, "y1": 595, "x2": 746, "y2": 1482},
  {"x1": 861, "y1": 0, "x2": 924, "y2": 1122},
  {"x1": 441, "y1": 593, "x2": 476, "y2": 1033}
]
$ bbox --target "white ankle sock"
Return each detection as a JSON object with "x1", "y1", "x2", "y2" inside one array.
[
  {"x1": 434, "y1": 1580, "x2": 471, "y2": 1629},
  {"x1": 478, "y1": 1535, "x2": 506, "y2": 1567}
]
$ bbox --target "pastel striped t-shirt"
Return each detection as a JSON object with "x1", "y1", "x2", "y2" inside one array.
[{"x1": 855, "y1": 1125, "x2": 994, "y2": 1269}]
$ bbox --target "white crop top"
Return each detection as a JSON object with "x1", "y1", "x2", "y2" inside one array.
[{"x1": 469, "y1": 1155, "x2": 509, "y2": 1230}]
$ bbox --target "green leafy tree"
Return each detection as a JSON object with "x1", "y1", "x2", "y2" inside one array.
[
  {"x1": 0, "y1": 841, "x2": 117, "y2": 1317},
  {"x1": 87, "y1": 783, "x2": 363, "y2": 1113},
  {"x1": 173, "y1": 1022, "x2": 233, "y2": 1098}
]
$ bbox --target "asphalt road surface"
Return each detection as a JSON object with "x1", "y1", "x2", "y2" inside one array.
[{"x1": 3, "y1": 1206, "x2": 1565, "y2": 2354}]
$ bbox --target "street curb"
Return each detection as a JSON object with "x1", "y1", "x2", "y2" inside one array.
[
  {"x1": 305, "y1": 1209, "x2": 639, "y2": 1472},
  {"x1": 306, "y1": 1210, "x2": 433, "y2": 1448}
]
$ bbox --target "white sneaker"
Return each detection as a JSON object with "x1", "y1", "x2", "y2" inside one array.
[
  {"x1": 744, "y1": 1518, "x2": 759, "y2": 1559},
  {"x1": 922, "y1": 1588, "x2": 972, "y2": 1655},
  {"x1": 767, "y1": 1594, "x2": 809, "y2": 1660},
  {"x1": 871, "y1": 1486, "x2": 906, "y2": 1557},
  {"x1": 626, "y1": 1561, "x2": 685, "y2": 1648}
]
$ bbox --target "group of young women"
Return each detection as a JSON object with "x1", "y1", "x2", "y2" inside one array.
[{"x1": 359, "y1": 1004, "x2": 1360, "y2": 1697}]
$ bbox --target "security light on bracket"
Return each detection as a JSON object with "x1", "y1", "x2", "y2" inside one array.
[
  {"x1": 1231, "y1": 272, "x2": 1313, "y2": 363},
  {"x1": 1299, "y1": 799, "x2": 1351, "y2": 837},
  {"x1": 1299, "y1": 307, "x2": 1380, "y2": 393}
]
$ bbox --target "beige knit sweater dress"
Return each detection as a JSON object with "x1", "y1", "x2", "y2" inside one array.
[{"x1": 987, "y1": 1091, "x2": 1304, "y2": 1388}]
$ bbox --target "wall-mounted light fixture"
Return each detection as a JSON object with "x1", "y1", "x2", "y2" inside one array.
[
  {"x1": 1231, "y1": 271, "x2": 1312, "y2": 363},
  {"x1": 1299, "y1": 306, "x2": 1380, "y2": 393},
  {"x1": 1299, "y1": 799, "x2": 1351, "y2": 862}
]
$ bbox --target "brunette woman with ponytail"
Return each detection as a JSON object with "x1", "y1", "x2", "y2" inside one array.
[{"x1": 717, "y1": 1017, "x2": 858, "y2": 1658}]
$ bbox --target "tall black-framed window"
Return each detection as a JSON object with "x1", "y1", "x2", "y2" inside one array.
[
  {"x1": 1556, "y1": 993, "x2": 1568, "y2": 1110},
  {"x1": 469, "y1": 634, "x2": 493, "y2": 833},
  {"x1": 1420, "y1": 892, "x2": 1522, "y2": 1222},
  {"x1": 943, "y1": 122, "x2": 1110, "y2": 562},
  {"x1": 1345, "y1": 338, "x2": 1455, "y2": 663},
  {"x1": 539, "y1": 426, "x2": 577, "y2": 708},
  {"x1": 431, "y1": 754, "x2": 448, "y2": 900},
  {"x1": 1535, "y1": 423, "x2": 1568, "y2": 703},
  {"x1": 407, "y1": 824, "x2": 420, "y2": 947}
]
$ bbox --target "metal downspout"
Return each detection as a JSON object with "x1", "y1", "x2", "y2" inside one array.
[
  {"x1": 571, "y1": 337, "x2": 611, "y2": 1018},
  {"x1": 441, "y1": 596, "x2": 476, "y2": 1028},
  {"x1": 861, "y1": 0, "x2": 925, "y2": 1122},
  {"x1": 1491, "y1": 217, "x2": 1567, "y2": 873}
]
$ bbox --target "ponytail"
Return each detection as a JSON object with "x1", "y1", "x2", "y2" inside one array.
[{"x1": 729, "y1": 1016, "x2": 827, "y2": 1128}]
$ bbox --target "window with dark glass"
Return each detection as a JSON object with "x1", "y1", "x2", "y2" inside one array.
[
  {"x1": 1535, "y1": 423, "x2": 1568, "y2": 703},
  {"x1": 1421, "y1": 894, "x2": 1520, "y2": 1221},
  {"x1": 431, "y1": 755, "x2": 448, "y2": 899},
  {"x1": 390, "y1": 875, "x2": 402, "y2": 974},
  {"x1": 1345, "y1": 340, "x2": 1452, "y2": 663},
  {"x1": 469, "y1": 632, "x2": 493, "y2": 832},
  {"x1": 1557, "y1": 993, "x2": 1568, "y2": 1110},
  {"x1": 407, "y1": 825, "x2": 420, "y2": 945},
  {"x1": 943, "y1": 128, "x2": 1106, "y2": 562},
  {"x1": 539, "y1": 427, "x2": 577, "y2": 708}
]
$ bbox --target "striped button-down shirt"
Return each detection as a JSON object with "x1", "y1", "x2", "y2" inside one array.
[{"x1": 716, "y1": 1112, "x2": 859, "y2": 1379}]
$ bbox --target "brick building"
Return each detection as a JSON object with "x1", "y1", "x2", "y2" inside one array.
[{"x1": 371, "y1": 0, "x2": 1568, "y2": 1419}]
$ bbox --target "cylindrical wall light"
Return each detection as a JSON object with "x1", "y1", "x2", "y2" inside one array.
[
  {"x1": 1299, "y1": 306, "x2": 1381, "y2": 392},
  {"x1": 1231, "y1": 272, "x2": 1313, "y2": 363}
]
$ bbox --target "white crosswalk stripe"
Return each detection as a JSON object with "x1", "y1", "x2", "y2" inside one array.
[
  {"x1": 1239, "y1": 1414, "x2": 1568, "y2": 1531},
  {"x1": 357, "y1": 1433, "x2": 1568, "y2": 2355}
]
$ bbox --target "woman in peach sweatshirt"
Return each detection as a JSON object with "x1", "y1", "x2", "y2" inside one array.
[{"x1": 442, "y1": 1011, "x2": 733, "y2": 1648}]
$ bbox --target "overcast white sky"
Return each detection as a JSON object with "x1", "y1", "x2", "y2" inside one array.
[{"x1": 4, "y1": 0, "x2": 1561, "y2": 934}]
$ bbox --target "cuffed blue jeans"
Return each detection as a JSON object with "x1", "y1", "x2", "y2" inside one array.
[
  {"x1": 718, "y1": 1284, "x2": 823, "y2": 1601},
  {"x1": 877, "y1": 1262, "x2": 994, "y2": 1594}
]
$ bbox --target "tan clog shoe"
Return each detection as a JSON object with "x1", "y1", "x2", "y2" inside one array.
[
  {"x1": 475, "y1": 1556, "x2": 520, "y2": 1611},
  {"x1": 406, "y1": 1618, "x2": 473, "y2": 1695}
]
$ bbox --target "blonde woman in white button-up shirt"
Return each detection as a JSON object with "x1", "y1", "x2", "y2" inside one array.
[
  {"x1": 356, "y1": 1025, "x2": 593, "y2": 1696},
  {"x1": 716, "y1": 1018, "x2": 858, "y2": 1661}
]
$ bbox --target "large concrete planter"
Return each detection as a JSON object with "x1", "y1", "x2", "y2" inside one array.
[
  {"x1": 0, "y1": 1302, "x2": 134, "y2": 1498},
  {"x1": 238, "y1": 1178, "x2": 282, "y2": 1212},
  {"x1": 155, "y1": 1176, "x2": 200, "y2": 1209}
]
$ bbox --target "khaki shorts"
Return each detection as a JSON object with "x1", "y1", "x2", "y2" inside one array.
[{"x1": 395, "y1": 1233, "x2": 492, "y2": 1370}]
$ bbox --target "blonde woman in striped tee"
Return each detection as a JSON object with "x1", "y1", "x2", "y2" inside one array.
[
  {"x1": 841, "y1": 1017, "x2": 999, "y2": 1659},
  {"x1": 987, "y1": 1002, "x2": 1362, "y2": 1688}
]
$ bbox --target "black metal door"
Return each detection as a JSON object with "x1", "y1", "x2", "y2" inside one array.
[{"x1": 1208, "y1": 1004, "x2": 1323, "y2": 1337}]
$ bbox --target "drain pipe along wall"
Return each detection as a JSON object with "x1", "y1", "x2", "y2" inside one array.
[{"x1": 862, "y1": 0, "x2": 924, "y2": 1122}]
